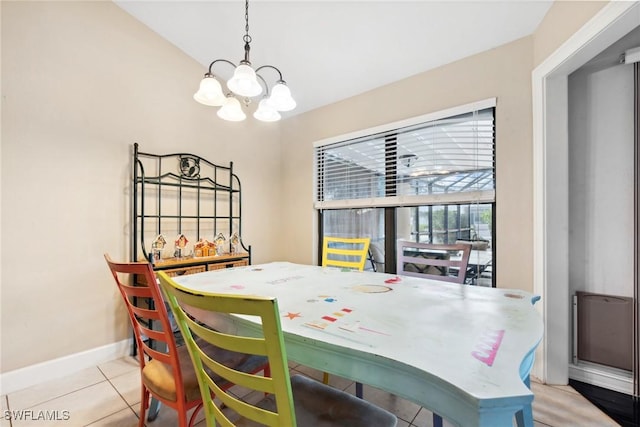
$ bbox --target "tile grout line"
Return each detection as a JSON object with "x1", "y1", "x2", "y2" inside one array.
[
  {"x1": 98, "y1": 362, "x2": 147, "y2": 425},
  {"x1": 407, "y1": 406, "x2": 422, "y2": 426},
  {"x1": 6, "y1": 379, "x2": 109, "y2": 412},
  {"x1": 82, "y1": 406, "x2": 139, "y2": 427},
  {"x1": 102, "y1": 375, "x2": 140, "y2": 424}
]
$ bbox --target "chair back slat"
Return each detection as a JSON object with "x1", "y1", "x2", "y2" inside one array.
[
  {"x1": 322, "y1": 237, "x2": 371, "y2": 271},
  {"x1": 142, "y1": 344, "x2": 173, "y2": 364},
  {"x1": 138, "y1": 324, "x2": 169, "y2": 343},
  {"x1": 397, "y1": 241, "x2": 472, "y2": 284},
  {"x1": 130, "y1": 305, "x2": 162, "y2": 321},
  {"x1": 118, "y1": 282, "x2": 154, "y2": 298}
]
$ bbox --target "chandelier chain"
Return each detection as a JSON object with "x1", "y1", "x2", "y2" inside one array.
[{"x1": 243, "y1": 0, "x2": 251, "y2": 44}]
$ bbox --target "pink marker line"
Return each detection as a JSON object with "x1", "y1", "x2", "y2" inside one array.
[{"x1": 358, "y1": 326, "x2": 392, "y2": 336}]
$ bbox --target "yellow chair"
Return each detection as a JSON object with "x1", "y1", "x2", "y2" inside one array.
[
  {"x1": 320, "y1": 236, "x2": 371, "y2": 391},
  {"x1": 321, "y1": 236, "x2": 371, "y2": 271},
  {"x1": 158, "y1": 272, "x2": 398, "y2": 427}
]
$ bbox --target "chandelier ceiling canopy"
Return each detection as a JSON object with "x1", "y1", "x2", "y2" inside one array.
[{"x1": 193, "y1": 0, "x2": 296, "y2": 122}]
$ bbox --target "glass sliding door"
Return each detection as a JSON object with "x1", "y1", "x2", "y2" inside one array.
[{"x1": 320, "y1": 208, "x2": 385, "y2": 271}]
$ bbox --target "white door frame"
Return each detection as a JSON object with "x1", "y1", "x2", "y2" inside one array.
[{"x1": 532, "y1": 1, "x2": 640, "y2": 384}]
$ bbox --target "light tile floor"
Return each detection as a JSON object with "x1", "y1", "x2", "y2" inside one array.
[{"x1": 1, "y1": 356, "x2": 621, "y2": 427}]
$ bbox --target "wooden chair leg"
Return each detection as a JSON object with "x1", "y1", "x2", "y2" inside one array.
[
  {"x1": 322, "y1": 372, "x2": 329, "y2": 384},
  {"x1": 138, "y1": 388, "x2": 149, "y2": 427},
  {"x1": 324, "y1": 373, "x2": 363, "y2": 399}
]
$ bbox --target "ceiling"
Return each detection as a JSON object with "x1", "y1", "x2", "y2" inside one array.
[{"x1": 115, "y1": 1, "x2": 553, "y2": 117}]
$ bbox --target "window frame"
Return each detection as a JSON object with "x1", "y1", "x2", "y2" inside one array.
[{"x1": 315, "y1": 99, "x2": 496, "y2": 284}]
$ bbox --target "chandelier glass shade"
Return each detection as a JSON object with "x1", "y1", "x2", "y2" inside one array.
[
  {"x1": 217, "y1": 96, "x2": 246, "y2": 122},
  {"x1": 227, "y1": 63, "x2": 263, "y2": 98},
  {"x1": 193, "y1": 0, "x2": 295, "y2": 122}
]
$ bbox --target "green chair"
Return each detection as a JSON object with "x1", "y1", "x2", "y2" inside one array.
[{"x1": 158, "y1": 271, "x2": 398, "y2": 427}]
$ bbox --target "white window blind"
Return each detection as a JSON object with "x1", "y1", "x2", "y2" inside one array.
[{"x1": 314, "y1": 103, "x2": 495, "y2": 210}]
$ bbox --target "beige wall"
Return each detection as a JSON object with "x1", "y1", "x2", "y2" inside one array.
[
  {"x1": 1, "y1": 1, "x2": 283, "y2": 372},
  {"x1": 533, "y1": 1, "x2": 609, "y2": 67},
  {"x1": 281, "y1": 36, "x2": 535, "y2": 292}
]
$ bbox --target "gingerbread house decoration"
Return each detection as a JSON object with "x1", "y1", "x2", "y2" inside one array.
[
  {"x1": 194, "y1": 238, "x2": 214, "y2": 257},
  {"x1": 229, "y1": 232, "x2": 241, "y2": 254},
  {"x1": 174, "y1": 234, "x2": 189, "y2": 258},
  {"x1": 214, "y1": 232, "x2": 226, "y2": 256},
  {"x1": 150, "y1": 234, "x2": 167, "y2": 260}
]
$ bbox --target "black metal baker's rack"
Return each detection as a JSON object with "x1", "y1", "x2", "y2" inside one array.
[{"x1": 131, "y1": 143, "x2": 250, "y2": 264}]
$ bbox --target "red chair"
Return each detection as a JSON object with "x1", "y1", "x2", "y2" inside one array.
[{"x1": 104, "y1": 254, "x2": 269, "y2": 427}]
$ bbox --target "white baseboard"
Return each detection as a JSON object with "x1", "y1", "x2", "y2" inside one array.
[
  {"x1": 569, "y1": 361, "x2": 633, "y2": 395},
  {"x1": 0, "y1": 339, "x2": 131, "y2": 395}
]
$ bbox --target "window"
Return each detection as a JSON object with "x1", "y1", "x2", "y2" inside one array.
[
  {"x1": 315, "y1": 99, "x2": 495, "y2": 284},
  {"x1": 315, "y1": 103, "x2": 495, "y2": 209}
]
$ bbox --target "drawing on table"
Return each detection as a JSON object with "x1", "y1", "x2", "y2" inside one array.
[
  {"x1": 284, "y1": 312, "x2": 301, "y2": 320},
  {"x1": 353, "y1": 284, "x2": 392, "y2": 293},
  {"x1": 304, "y1": 307, "x2": 353, "y2": 330},
  {"x1": 471, "y1": 329, "x2": 505, "y2": 367},
  {"x1": 504, "y1": 293, "x2": 524, "y2": 299},
  {"x1": 266, "y1": 275, "x2": 304, "y2": 285},
  {"x1": 304, "y1": 320, "x2": 330, "y2": 330}
]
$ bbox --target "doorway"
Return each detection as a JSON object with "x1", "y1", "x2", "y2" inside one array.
[
  {"x1": 567, "y1": 26, "x2": 640, "y2": 395},
  {"x1": 533, "y1": 0, "x2": 640, "y2": 398}
]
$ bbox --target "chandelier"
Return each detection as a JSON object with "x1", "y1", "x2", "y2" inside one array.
[{"x1": 193, "y1": 0, "x2": 296, "y2": 122}]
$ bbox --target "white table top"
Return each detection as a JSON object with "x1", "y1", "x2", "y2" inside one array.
[{"x1": 174, "y1": 261, "x2": 543, "y2": 426}]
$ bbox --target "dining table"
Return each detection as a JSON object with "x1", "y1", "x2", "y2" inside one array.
[{"x1": 172, "y1": 261, "x2": 543, "y2": 427}]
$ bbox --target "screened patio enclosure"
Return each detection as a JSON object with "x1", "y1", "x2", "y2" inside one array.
[{"x1": 315, "y1": 103, "x2": 496, "y2": 283}]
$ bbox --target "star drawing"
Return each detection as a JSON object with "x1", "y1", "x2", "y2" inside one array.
[{"x1": 284, "y1": 312, "x2": 301, "y2": 320}]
